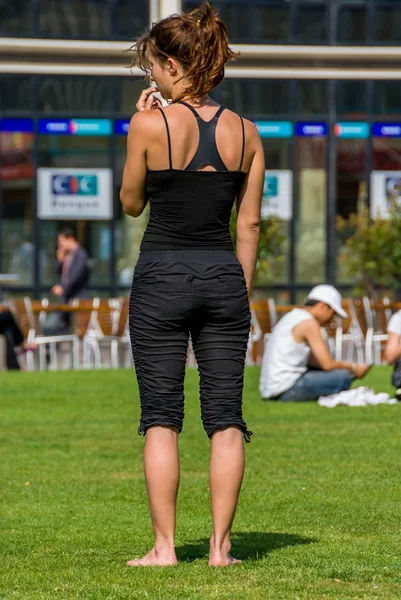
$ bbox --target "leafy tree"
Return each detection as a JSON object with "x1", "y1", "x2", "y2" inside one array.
[
  {"x1": 336, "y1": 200, "x2": 401, "y2": 298},
  {"x1": 230, "y1": 210, "x2": 286, "y2": 286}
]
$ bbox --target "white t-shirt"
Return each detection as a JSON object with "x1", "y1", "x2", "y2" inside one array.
[
  {"x1": 387, "y1": 310, "x2": 401, "y2": 335},
  {"x1": 259, "y1": 308, "x2": 314, "y2": 399}
]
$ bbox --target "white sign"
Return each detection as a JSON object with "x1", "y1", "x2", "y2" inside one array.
[
  {"x1": 370, "y1": 170, "x2": 401, "y2": 219},
  {"x1": 37, "y1": 168, "x2": 113, "y2": 220},
  {"x1": 261, "y1": 170, "x2": 293, "y2": 220}
]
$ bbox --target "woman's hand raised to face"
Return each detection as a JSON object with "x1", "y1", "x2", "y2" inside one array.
[{"x1": 136, "y1": 87, "x2": 163, "y2": 112}]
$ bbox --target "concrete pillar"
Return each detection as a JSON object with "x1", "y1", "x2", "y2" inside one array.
[{"x1": 158, "y1": 0, "x2": 181, "y2": 20}]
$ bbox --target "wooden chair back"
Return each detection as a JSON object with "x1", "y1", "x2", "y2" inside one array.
[
  {"x1": 9, "y1": 297, "x2": 32, "y2": 340},
  {"x1": 72, "y1": 298, "x2": 99, "y2": 339}
]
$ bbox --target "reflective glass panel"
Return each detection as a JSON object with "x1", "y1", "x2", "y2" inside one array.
[
  {"x1": 295, "y1": 136, "x2": 327, "y2": 283},
  {"x1": 296, "y1": 81, "x2": 327, "y2": 116},
  {"x1": 0, "y1": 130, "x2": 35, "y2": 285},
  {"x1": 182, "y1": 0, "x2": 291, "y2": 43},
  {"x1": 0, "y1": 0, "x2": 32, "y2": 35},
  {"x1": 37, "y1": 77, "x2": 112, "y2": 114},
  {"x1": 336, "y1": 81, "x2": 368, "y2": 118},
  {"x1": 336, "y1": 139, "x2": 368, "y2": 283},
  {"x1": 218, "y1": 80, "x2": 291, "y2": 117},
  {"x1": 374, "y1": 4, "x2": 401, "y2": 44},
  {"x1": 38, "y1": 136, "x2": 111, "y2": 290},
  {"x1": 337, "y1": 5, "x2": 368, "y2": 43},
  {"x1": 37, "y1": 0, "x2": 110, "y2": 38},
  {"x1": 0, "y1": 76, "x2": 33, "y2": 114},
  {"x1": 295, "y1": 3, "x2": 327, "y2": 43},
  {"x1": 115, "y1": 79, "x2": 147, "y2": 115},
  {"x1": 114, "y1": 0, "x2": 150, "y2": 39},
  {"x1": 373, "y1": 81, "x2": 401, "y2": 118}
]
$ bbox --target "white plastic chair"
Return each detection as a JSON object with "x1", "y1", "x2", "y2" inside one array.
[
  {"x1": 364, "y1": 297, "x2": 391, "y2": 365},
  {"x1": 334, "y1": 299, "x2": 365, "y2": 363}
]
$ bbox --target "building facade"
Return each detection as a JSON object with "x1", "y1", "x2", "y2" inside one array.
[{"x1": 1, "y1": 0, "x2": 401, "y2": 303}]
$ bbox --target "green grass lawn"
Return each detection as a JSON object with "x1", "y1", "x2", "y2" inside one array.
[{"x1": 1, "y1": 366, "x2": 401, "y2": 600}]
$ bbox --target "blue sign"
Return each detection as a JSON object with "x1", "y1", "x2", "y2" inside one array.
[
  {"x1": 52, "y1": 174, "x2": 98, "y2": 196},
  {"x1": 115, "y1": 120, "x2": 130, "y2": 135},
  {"x1": 296, "y1": 122, "x2": 328, "y2": 137},
  {"x1": 372, "y1": 123, "x2": 401, "y2": 137},
  {"x1": 39, "y1": 119, "x2": 112, "y2": 136},
  {"x1": 254, "y1": 121, "x2": 293, "y2": 138},
  {"x1": 0, "y1": 118, "x2": 33, "y2": 133},
  {"x1": 335, "y1": 122, "x2": 369, "y2": 139}
]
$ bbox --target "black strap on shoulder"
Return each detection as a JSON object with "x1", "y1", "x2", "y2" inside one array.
[
  {"x1": 213, "y1": 105, "x2": 225, "y2": 121},
  {"x1": 180, "y1": 101, "x2": 225, "y2": 123},
  {"x1": 179, "y1": 100, "x2": 200, "y2": 121},
  {"x1": 239, "y1": 116, "x2": 245, "y2": 172},
  {"x1": 158, "y1": 108, "x2": 172, "y2": 169}
]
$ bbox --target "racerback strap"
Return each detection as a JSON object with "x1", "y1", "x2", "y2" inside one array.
[
  {"x1": 158, "y1": 108, "x2": 173, "y2": 169},
  {"x1": 179, "y1": 101, "x2": 228, "y2": 172}
]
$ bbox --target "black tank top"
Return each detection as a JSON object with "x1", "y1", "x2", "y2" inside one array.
[{"x1": 140, "y1": 101, "x2": 246, "y2": 252}]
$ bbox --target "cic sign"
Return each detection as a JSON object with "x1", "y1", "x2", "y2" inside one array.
[{"x1": 37, "y1": 168, "x2": 113, "y2": 220}]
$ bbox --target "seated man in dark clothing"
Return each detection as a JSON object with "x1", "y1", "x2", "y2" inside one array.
[{"x1": 0, "y1": 307, "x2": 36, "y2": 370}]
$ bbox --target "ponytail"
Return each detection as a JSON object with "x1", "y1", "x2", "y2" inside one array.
[{"x1": 131, "y1": 2, "x2": 237, "y2": 100}]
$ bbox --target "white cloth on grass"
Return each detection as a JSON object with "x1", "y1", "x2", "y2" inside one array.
[{"x1": 318, "y1": 386, "x2": 398, "y2": 408}]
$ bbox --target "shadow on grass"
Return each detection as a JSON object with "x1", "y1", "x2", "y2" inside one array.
[{"x1": 176, "y1": 531, "x2": 316, "y2": 562}]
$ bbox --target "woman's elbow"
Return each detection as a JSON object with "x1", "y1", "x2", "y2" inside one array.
[
  {"x1": 236, "y1": 220, "x2": 260, "y2": 239},
  {"x1": 120, "y1": 190, "x2": 142, "y2": 217}
]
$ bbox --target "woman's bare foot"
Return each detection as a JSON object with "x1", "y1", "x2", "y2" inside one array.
[
  {"x1": 126, "y1": 547, "x2": 178, "y2": 567},
  {"x1": 209, "y1": 538, "x2": 241, "y2": 567}
]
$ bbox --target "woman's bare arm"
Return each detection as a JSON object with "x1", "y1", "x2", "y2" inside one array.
[
  {"x1": 235, "y1": 123, "x2": 265, "y2": 295},
  {"x1": 120, "y1": 112, "x2": 149, "y2": 217}
]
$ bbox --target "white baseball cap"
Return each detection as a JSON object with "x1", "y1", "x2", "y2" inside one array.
[{"x1": 307, "y1": 285, "x2": 348, "y2": 319}]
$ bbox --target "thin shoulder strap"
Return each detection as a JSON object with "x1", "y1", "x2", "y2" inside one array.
[
  {"x1": 213, "y1": 105, "x2": 225, "y2": 121},
  {"x1": 179, "y1": 100, "x2": 200, "y2": 120},
  {"x1": 239, "y1": 116, "x2": 245, "y2": 172},
  {"x1": 158, "y1": 108, "x2": 172, "y2": 169}
]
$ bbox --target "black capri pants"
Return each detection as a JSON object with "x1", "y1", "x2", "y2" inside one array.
[{"x1": 129, "y1": 250, "x2": 252, "y2": 441}]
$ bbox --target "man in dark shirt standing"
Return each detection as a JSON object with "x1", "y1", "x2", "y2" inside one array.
[{"x1": 51, "y1": 227, "x2": 90, "y2": 333}]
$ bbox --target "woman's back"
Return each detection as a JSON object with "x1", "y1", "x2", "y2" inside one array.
[{"x1": 140, "y1": 102, "x2": 253, "y2": 251}]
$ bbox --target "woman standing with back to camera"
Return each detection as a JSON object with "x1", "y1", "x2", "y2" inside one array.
[{"x1": 120, "y1": 2, "x2": 264, "y2": 567}]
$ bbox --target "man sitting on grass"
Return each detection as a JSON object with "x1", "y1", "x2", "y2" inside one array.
[
  {"x1": 384, "y1": 309, "x2": 401, "y2": 400},
  {"x1": 259, "y1": 285, "x2": 370, "y2": 402}
]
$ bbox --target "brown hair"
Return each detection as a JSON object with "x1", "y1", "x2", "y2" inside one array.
[{"x1": 131, "y1": 2, "x2": 237, "y2": 101}]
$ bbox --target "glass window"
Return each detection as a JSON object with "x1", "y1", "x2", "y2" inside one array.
[
  {"x1": 336, "y1": 81, "x2": 368, "y2": 118},
  {"x1": 260, "y1": 139, "x2": 292, "y2": 285},
  {"x1": 295, "y1": 2, "x2": 327, "y2": 43},
  {"x1": 182, "y1": 0, "x2": 291, "y2": 43},
  {"x1": 38, "y1": 136, "x2": 112, "y2": 289},
  {"x1": 337, "y1": 4, "x2": 368, "y2": 43},
  {"x1": 37, "y1": 0, "x2": 110, "y2": 38},
  {"x1": 115, "y1": 78, "x2": 147, "y2": 115},
  {"x1": 373, "y1": 81, "x2": 401, "y2": 118},
  {"x1": 296, "y1": 81, "x2": 327, "y2": 116},
  {"x1": 374, "y1": 3, "x2": 401, "y2": 44},
  {"x1": 114, "y1": 0, "x2": 150, "y2": 40},
  {"x1": 218, "y1": 80, "x2": 291, "y2": 117},
  {"x1": 0, "y1": 0, "x2": 32, "y2": 35},
  {"x1": 336, "y1": 139, "x2": 368, "y2": 283},
  {"x1": 295, "y1": 135, "x2": 327, "y2": 283},
  {"x1": 0, "y1": 130, "x2": 35, "y2": 286},
  {"x1": 37, "y1": 77, "x2": 112, "y2": 114},
  {"x1": 0, "y1": 76, "x2": 33, "y2": 113}
]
